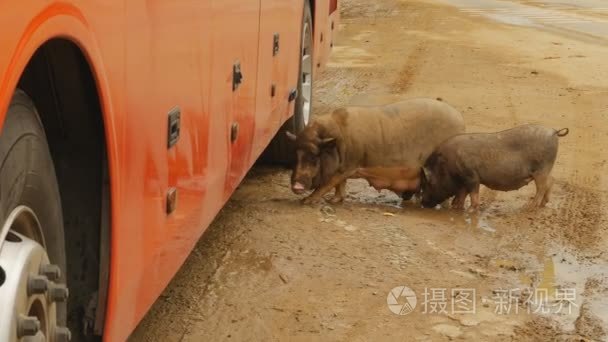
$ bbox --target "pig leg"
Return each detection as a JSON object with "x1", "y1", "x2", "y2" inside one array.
[
  {"x1": 528, "y1": 172, "x2": 552, "y2": 208},
  {"x1": 328, "y1": 180, "x2": 347, "y2": 204},
  {"x1": 468, "y1": 184, "x2": 481, "y2": 211},
  {"x1": 541, "y1": 176, "x2": 554, "y2": 207},
  {"x1": 302, "y1": 172, "x2": 354, "y2": 204},
  {"x1": 451, "y1": 188, "x2": 468, "y2": 210}
]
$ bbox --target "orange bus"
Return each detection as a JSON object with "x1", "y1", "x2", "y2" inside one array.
[{"x1": 0, "y1": 1, "x2": 339, "y2": 341}]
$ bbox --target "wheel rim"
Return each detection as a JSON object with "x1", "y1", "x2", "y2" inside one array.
[
  {"x1": 300, "y1": 20, "x2": 313, "y2": 125},
  {"x1": 0, "y1": 206, "x2": 71, "y2": 342}
]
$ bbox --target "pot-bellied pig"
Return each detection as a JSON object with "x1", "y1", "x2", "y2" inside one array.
[
  {"x1": 286, "y1": 98, "x2": 466, "y2": 204},
  {"x1": 420, "y1": 124, "x2": 569, "y2": 210}
]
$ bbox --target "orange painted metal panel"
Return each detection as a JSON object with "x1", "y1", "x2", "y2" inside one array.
[
  {"x1": 253, "y1": 0, "x2": 304, "y2": 159},
  {"x1": 313, "y1": 0, "x2": 340, "y2": 77},
  {"x1": 0, "y1": 0, "x2": 338, "y2": 340}
]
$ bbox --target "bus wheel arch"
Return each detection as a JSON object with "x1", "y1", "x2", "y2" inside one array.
[{"x1": 15, "y1": 38, "x2": 110, "y2": 340}]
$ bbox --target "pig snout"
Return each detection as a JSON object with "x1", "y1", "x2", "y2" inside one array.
[
  {"x1": 421, "y1": 197, "x2": 438, "y2": 208},
  {"x1": 290, "y1": 167, "x2": 319, "y2": 194},
  {"x1": 291, "y1": 181, "x2": 306, "y2": 194},
  {"x1": 291, "y1": 170, "x2": 311, "y2": 194},
  {"x1": 420, "y1": 188, "x2": 442, "y2": 208}
]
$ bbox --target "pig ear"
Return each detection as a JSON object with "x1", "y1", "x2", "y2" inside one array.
[
  {"x1": 320, "y1": 137, "x2": 336, "y2": 147},
  {"x1": 285, "y1": 131, "x2": 297, "y2": 141}
]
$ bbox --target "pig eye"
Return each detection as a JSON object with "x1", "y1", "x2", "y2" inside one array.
[{"x1": 305, "y1": 154, "x2": 318, "y2": 163}]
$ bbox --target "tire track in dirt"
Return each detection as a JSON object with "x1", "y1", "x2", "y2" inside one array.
[
  {"x1": 389, "y1": 1, "x2": 439, "y2": 94},
  {"x1": 548, "y1": 93, "x2": 608, "y2": 250},
  {"x1": 391, "y1": 42, "x2": 429, "y2": 93},
  {"x1": 546, "y1": 183, "x2": 605, "y2": 250}
]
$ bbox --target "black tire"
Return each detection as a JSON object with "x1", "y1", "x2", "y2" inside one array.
[
  {"x1": 260, "y1": 0, "x2": 314, "y2": 165},
  {"x1": 0, "y1": 89, "x2": 67, "y2": 324}
]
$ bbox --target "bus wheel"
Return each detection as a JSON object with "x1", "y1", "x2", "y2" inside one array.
[
  {"x1": 261, "y1": 0, "x2": 314, "y2": 165},
  {"x1": 0, "y1": 90, "x2": 71, "y2": 342}
]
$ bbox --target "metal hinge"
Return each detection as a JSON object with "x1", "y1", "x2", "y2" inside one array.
[
  {"x1": 166, "y1": 187, "x2": 177, "y2": 214},
  {"x1": 273, "y1": 33, "x2": 280, "y2": 56},
  {"x1": 233, "y1": 62, "x2": 243, "y2": 91},
  {"x1": 167, "y1": 107, "x2": 181, "y2": 148},
  {"x1": 288, "y1": 88, "x2": 298, "y2": 102},
  {"x1": 230, "y1": 122, "x2": 239, "y2": 143}
]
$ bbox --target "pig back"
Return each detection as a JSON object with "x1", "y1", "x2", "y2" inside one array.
[
  {"x1": 436, "y1": 124, "x2": 562, "y2": 172},
  {"x1": 340, "y1": 98, "x2": 465, "y2": 168}
]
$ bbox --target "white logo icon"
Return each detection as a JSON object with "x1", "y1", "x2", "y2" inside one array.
[{"x1": 387, "y1": 286, "x2": 417, "y2": 315}]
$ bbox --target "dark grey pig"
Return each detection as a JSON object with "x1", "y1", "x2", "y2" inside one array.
[{"x1": 420, "y1": 124, "x2": 569, "y2": 210}]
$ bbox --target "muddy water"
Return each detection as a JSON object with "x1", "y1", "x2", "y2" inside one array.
[
  {"x1": 130, "y1": 0, "x2": 608, "y2": 340},
  {"x1": 549, "y1": 249, "x2": 608, "y2": 330}
]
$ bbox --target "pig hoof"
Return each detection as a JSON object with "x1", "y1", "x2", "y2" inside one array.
[
  {"x1": 451, "y1": 200, "x2": 464, "y2": 210},
  {"x1": 524, "y1": 201, "x2": 540, "y2": 211},
  {"x1": 327, "y1": 196, "x2": 344, "y2": 204},
  {"x1": 401, "y1": 191, "x2": 416, "y2": 201}
]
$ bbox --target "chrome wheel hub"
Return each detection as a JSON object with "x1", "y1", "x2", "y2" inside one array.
[
  {"x1": 0, "y1": 206, "x2": 71, "y2": 342},
  {"x1": 300, "y1": 20, "x2": 313, "y2": 125}
]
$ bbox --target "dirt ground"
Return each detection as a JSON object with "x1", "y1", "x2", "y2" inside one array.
[{"x1": 129, "y1": 0, "x2": 608, "y2": 340}]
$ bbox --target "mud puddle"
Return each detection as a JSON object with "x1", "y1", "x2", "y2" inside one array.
[{"x1": 545, "y1": 248, "x2": 608, "y2": 335}]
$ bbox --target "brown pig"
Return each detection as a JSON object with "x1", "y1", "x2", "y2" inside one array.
[
  {"x1": 286, "y1": 98, "x2": 466, "y2": 204},
  {"x1": 420, "y1": 124, "x2": 569, "y2": 210}
]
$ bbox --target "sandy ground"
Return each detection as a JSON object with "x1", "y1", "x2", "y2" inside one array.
[{"x1": 129, "y1": 0, "x2": 608, "y2": 340}]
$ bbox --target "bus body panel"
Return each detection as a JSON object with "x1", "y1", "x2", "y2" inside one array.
[{"x1": 313, "y1": 0, "x2": 340, "y2": 77}]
